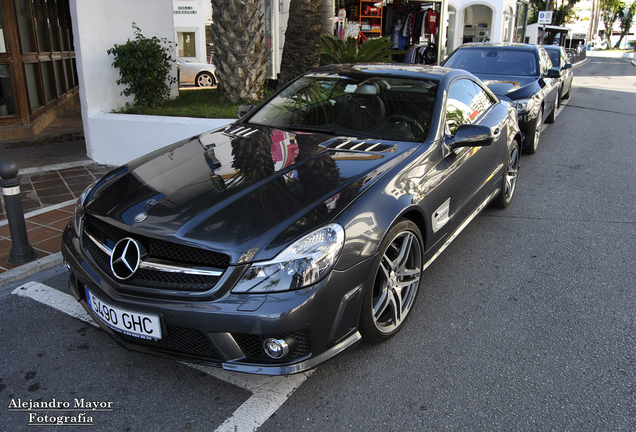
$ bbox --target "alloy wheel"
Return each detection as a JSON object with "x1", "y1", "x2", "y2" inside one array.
[
  {"x1": 504, "y1": 144, "x2": 519, "y2": 203},
  {"x1": 196, "y1": 73, "x2": 215, "y2": 87},
  {"x1": 371, "y1": 230, "x2": 422, "y2": 334}
]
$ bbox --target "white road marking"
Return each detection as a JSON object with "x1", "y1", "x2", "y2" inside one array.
[
  {"x1": 12, "y1": 281, "x2": 96, "y2": 325},
  {"x1": 187, "y1": 363, "x2": 311, "y2": 432},
  {"x1": 12, "y1": 281, "x2": 312, "y2": 432}
]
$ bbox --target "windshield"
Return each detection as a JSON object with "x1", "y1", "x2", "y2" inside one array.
[
  {"x1": 546, "y1": 49, "x2": 560, "y2": 67},
  {"x1": 248, "y1": 74, "x2": 438, "y2": 142},
  {"x1": 444, "y1": 48, "x2": 539, "y2": 76}
]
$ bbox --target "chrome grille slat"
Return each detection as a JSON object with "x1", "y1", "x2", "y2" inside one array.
[{"x1": 82, "y1": 214, "x2": 229, "y2": 292}]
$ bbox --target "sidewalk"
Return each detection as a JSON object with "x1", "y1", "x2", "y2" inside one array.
[{"x1": 1, "y1": 105, "x2": 114, "y2": 283}]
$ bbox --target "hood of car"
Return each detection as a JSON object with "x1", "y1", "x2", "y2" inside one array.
[
  {"x1": 84, "y1": 124, "x2": 418, "y2": 263},
  {"x1": 476, "y1": 74, "x2": 541, "y2": 100}
]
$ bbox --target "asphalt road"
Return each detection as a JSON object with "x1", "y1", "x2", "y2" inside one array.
[{"x1": 2, "y1": 56, "x2": 635, "y2": 432}]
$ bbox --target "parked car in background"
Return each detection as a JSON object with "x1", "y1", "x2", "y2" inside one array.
[
  {"x1": 442, "y1": 42, "x2": 560, "y2": 154},
  {"x1": 62, "y1": 63, "x2": 521, "y2": 375},
  {"x1": 177, "y1": 57, "x2": 217, "y2": 87},
  {"x1": 543, "y1": 45, "x2": 573, "y2": 107}
]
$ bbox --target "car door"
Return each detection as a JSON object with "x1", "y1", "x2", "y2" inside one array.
[
  {"x1": 538, "y1": 47, "x2": 559, "y2": 117},
  {"x1": 443, "y1": 78, "x2": 505, "y2": 225}
]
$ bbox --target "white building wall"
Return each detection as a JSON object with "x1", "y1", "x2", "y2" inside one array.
[
  {"x1": 173, "y1": 0, "x2": 207, "y2": 63},
  {"x1": 70, "y1": 0, "x2": 181, "y2": 164}
]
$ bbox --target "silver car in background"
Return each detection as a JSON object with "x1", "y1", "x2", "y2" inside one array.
[{"x1": 177, "y1": 57, "x2": 217, "y2": 87}]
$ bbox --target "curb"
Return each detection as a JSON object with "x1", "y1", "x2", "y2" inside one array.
[{"x1": 0, "y1": 252, "x2": 63, "y2": 287}]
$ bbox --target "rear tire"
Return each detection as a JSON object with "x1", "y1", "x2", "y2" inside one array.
[
  {"x1": 492, "y1": 139, "x2": 520, "y2": 209},
  {"x1": 523, "y1": 107, "x2": 542, "y2": 155},
  {"x1": 546, "y1": 96, "x2": 557, "y2": 124}
]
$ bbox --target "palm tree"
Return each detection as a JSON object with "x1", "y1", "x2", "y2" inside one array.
[
  {"x1": 613, "y1": 1, "x2": 636, "y2": 48},
  {"x1": 600, "y1": 0, "x2": 625, "y2": 49},
  {"x1": 277, "y1": 0, "x2": 323, "y2": 88},
  {"x1": 210, "y1": 0, "x2": 268, "y2": 102}
]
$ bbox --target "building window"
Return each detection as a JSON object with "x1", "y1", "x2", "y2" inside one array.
[
  {"x1": 3, "y1": 0, "x2": 77, "y2": 118},
  {"x1": 0, "y1": 5, "x2": 7, "y2": 53},
  {"x1": 515, "y1": 1, "x2": 529, "y2": 43},
  {"x1": 0, "y1": 65, "x2": 17, "y2": 116},
  {"x1": 15, "y1": 0, "x2": 36, "y2": 53},
  {"x1": 178, "y1": 32, "x2": 196, "y2": 57},
  {"x1": 503, "y1": 7, "x2": 514, "y2": 42}
]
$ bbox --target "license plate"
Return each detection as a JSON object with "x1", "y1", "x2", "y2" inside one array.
[{"x1": 85, "y1": 288, "x2": 162, "y2": 340}]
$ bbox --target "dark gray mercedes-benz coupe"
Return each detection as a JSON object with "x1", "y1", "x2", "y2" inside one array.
[{"x1": 62, "y1": 64, "x2": 521, "y2": 375}]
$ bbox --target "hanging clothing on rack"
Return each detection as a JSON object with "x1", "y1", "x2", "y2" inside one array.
[
  {"x1": 423, "y1": 8, "x2": 440, "y2": 36},
  {"x1": 402, "y1": 12, "x2": 415, "y2": 38},
  {"x1": 392, "y1": 19, "x2": 409, "y2": 50},
  {"x1": 404, "y1": 43, "x2": 438, "y2": 65}
]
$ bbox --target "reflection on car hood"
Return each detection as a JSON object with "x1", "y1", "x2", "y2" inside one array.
[
  {"x1": 85, "y1": 124, "x2": 418, "y2": 262},
  {"x1": 475, "y1": 74, "x2": 540, "y2": 99}
]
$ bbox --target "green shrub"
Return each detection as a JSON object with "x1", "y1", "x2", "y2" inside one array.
[
  {"x1": 107, "y1": 22, "x2": 176, "y2": 107},
  {"x1": 628, "y1": 40, "x2": 636, "y2": 51},
  {"x1": 320, "y1": 34, "x2": 403, "y2": 65}
]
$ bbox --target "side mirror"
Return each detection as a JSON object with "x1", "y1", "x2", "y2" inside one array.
[
  {"x1": 563, "y1": 63, "x2": 572, "y2": 70},
  {"x1": 237, "y1": 104, "x2": 254, "y2": 118},
  {"x1": 546, "y1": 68, "x2": 561, "y2": 78},
  {"x1": 446, "y1": 124, "x2": 498, "y2": 152}
]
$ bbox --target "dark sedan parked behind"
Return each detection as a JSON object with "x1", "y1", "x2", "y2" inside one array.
[
  {"x1": 442, "y1": 42, "x2": 560, "y2": 154},
  {"x1": 62, "y1": 64, "x2": 521, "y2": 375},
  {"x1": 543, "y1": 45, "x2": 573, "y2": 108}
]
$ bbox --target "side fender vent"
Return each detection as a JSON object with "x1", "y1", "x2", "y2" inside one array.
[{"x1": 321, "y1": 138, "x2": 396, "y2": 153}]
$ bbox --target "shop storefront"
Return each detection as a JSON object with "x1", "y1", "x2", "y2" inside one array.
[
  {"x1": 0, "y1": 0, "x2": 79, "y2": 141},
  {"x1": 332, "y1": 0, "x2": 528, "y2": 64}
]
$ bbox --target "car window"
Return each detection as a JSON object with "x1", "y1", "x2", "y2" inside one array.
[
  {"x1": 445, "y1": 79, "x2": 494, "y2": 136},
  {"x1": 538, "y1": 47, "x2": 552, "y2": 74},
  {"x1": 547, "y1": 50, "x2": 560, "y2": 67},
  {"x1": 248, "y1": 75, "x2": 439, "y2": 142},
  {"x1": 444, "y1": 48, "x2": 538, "y2": 76}
]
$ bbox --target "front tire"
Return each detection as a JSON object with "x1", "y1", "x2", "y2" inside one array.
[
  {"x1": 546, "y1": 95, "x2": 558, "y2": 124},
  {"x1": 563, "y1": 82, "x2": 571, "y2": 99},
  {"x1": 492, "y1": 139, "x2": 520, "y2": 209},
  {"x1": 359, "y1": 219, "x2": 424, "y2": 343},
  {"x1": 196, "y1": 72, "x2": 216, "y2": 87}
]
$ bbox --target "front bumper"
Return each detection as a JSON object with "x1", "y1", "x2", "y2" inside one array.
[{"x1": 61, "y1": 224, "x2": 370, "y2": 375}]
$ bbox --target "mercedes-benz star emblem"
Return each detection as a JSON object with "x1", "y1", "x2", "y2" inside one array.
[
  {"x1": 133, "y1": 212, "x2": 147, "y2": 223},
  {"x1": 110, "y1": 238, "x2": 145, "y2": 280}
]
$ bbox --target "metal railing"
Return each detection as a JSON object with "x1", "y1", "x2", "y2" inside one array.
[{"x1": 566, "y1": 47, "x2": 586, "y2": 65}]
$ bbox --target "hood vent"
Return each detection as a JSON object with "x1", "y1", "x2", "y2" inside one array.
[
  {"x1": 322, "y1": 138, "x2": 395, "y2": 153},
  {"x1": 225, "y1": 126, "x2": 259, "y2": 137}
]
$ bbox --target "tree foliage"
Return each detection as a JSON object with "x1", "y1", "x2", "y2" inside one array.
[
  {"x1": 600, "y1": 0, "x2": 625, "y2": 48},
  {"x1": 614, "y1": 1, "x2": 636, "y2": 48},
  {"x1": 528, "y1": 0, "x2": 580, "y2": 27},
  {"x1": 107, "y1": 23, "x2": 176, "y2": 108},
  {"x1": 320, "y1": 34, "x2": 403, "y2": 65}
]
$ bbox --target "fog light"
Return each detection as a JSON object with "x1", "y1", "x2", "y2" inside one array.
[
  {"x1": 63, "y1": 260, "x2": 71, "y2": 273},
  {"x1": 263, "y1": 338, "x2": 290, "y2": 359}
]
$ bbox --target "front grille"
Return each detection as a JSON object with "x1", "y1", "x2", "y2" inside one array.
[
  {"x1": 234, "y1": 330, "x2": 311, "y2": 361},
  {"x1": 118, "y1": 325, "x2": 220, "y2": 360},
  {"x1": 82, "y1": 214, "x2": 229, "y2": 292},
  {"x1": 85, "y1": 214, "x2": 230, "y2": 267}
]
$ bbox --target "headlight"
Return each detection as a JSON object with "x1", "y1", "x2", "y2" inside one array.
[
  {"x1": 72, "y1": 181, "x2": 97, "y2": 234},
  {"x1": 232, "y1": 223, "x2": 345, "y2": 293},
  {"x1": 514, "y1": 98, "x2": 536, "y2": 115}
]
